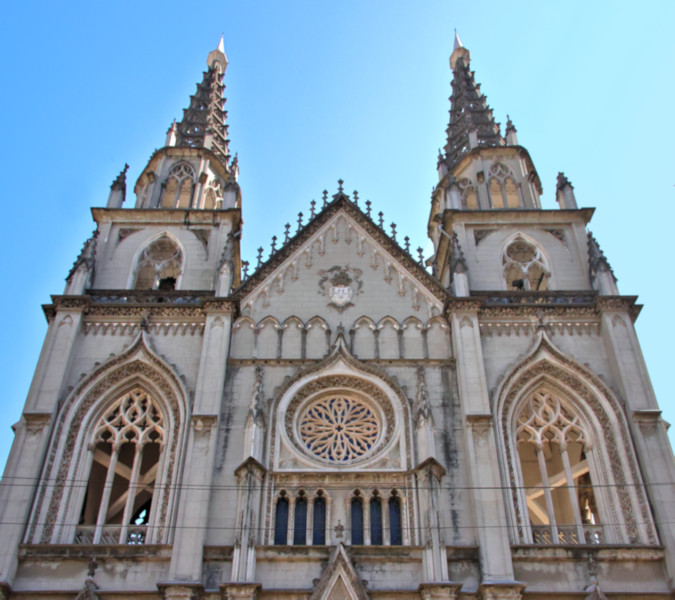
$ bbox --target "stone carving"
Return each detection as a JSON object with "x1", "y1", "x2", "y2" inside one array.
[{"x1": 318, "y1": 265, "x2": 364, "y2": 313}]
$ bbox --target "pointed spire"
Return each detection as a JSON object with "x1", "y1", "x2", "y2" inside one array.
[
  {"x1": 453, "y1": 29, "x2": 463, "y2": 50},
  {"x1": 176, "y1": 38, "x2": 231, "y2": 168},
  {"x1": 444, "y1": 35, "x2": 504, "y2": 168}
]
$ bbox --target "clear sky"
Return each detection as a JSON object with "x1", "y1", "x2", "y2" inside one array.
[{"x1": 1, "y1": 1, "x2": 674, "y2": 470}]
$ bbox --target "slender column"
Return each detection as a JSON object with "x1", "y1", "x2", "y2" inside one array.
[
  {"x1": 287, "y1": 497, "x2": 296, "y2": 545},
  {"x1": 119, "y1": 444, "x2": 145, "y2": 544},
  {"x1": 559, "y1": 445, "x2": 585, "y2": 542},
  {"x1": 534, "y1": 445, "x2": 558, "y2": 543},
  {"x1": 363, "y1": 498, "x2": 371, "y2": 545},
  {"x1": 93, "y1": 445, "x2": 120, "y2": 544}
]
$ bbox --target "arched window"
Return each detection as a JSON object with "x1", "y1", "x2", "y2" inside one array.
[
  {"x1": 313, "y1": 492, "x2": 326, "y2": 545},
  {"x1": 161, "y1": 163, "x2": 194, "y2": 209},
  {"x1": 370, "y1": 493, "x2": 383, "y2": 545},
  {"x1": 459, "y1": 177, "x2": 478, "y2": 209},
  {"x1": 351, "y1": 494, "x2": 364, "y2": 545},
  {"x1": 134, "y1": 236, "x2": 183, "y2": 291},
  {"x1": 293, "y1": 492, "x2": 307, "y2": 545},
  {"x1": 488, "y1": 163, "x2": 522, "y2": 209},
  {"x1": 516, "y1": 389, "x2": 600, "y2": 544},
  {"x1": 274, "y1": 492, "x2": 289, "y2": 545},
  {"x1": 76, "y1": 388, "x2": 164, "y2": 545},
  {"x1": 389, "y1": 492, "x2": 402, "y2": 545},
  {"x1": 502, "y1": 237, "x2": 549, "y2": 291},
  {"x1": 203, "y1": 179, "x2": 223, "y2": 209}
]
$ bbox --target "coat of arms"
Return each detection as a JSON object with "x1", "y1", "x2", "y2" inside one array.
[{"x1": 318, "y1": 265, "x2": 363, "y2": 313}]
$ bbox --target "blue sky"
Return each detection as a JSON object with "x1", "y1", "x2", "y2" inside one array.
[{"x1": 0, "y1": 1, "x2": 673, "y2": 469}]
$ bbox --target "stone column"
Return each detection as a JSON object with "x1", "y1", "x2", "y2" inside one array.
[
  {"x1": 168, "y1": 308, "x2": 233, "y2": 581},
  {"x1": 450, "y1": 307, "x2": 517, "y2": 584}
]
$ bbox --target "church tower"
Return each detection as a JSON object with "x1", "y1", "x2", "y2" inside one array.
[{"x1": 0, "y1": 35, "x2": 673, "y2": 600}]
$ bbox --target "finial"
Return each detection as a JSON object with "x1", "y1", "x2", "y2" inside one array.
[
  {"x1": 453, "y1": 29, "x2": 463, "y2": 50},
  {"x1": 378, "y1": 211, "x2": 384, "y2": 228},
  {"x1": 390, "y1": 223, "x2": 397, "y2": 242},
  {"x1": 271, "y1": 235, "x2": 277, "y2": 254},
  {"x1": 365, "y1": 200, "x2": 372, "y2": 218},
  {"x1": 417, "y1": 247, "x2": 424, "y2": 265},
  {"x1": 310, "y1": 199, "x2": 316, "y2": 218},
  {"x1": 322, "y1": 190, "x2": 328, "y2": 208},
  {"x1": 404, "y1": 236, "x2": 410, "y2": 253},
  {"x1": 111, "y1": 163, "x2": 129, "y2": 191},
  {"x1": 353, "y1": 190, "x2": 359, "y2": 206},
  {"x1": 256, "y1": 247, "x2": 263, "y2": 269},
  {"x1": 557, "y1": 171, "x2": 573, "y2": 189},
  {"x1": 207, "y1": 35, "x2": 228, "y2": 71},
  {"x1": 297, "y1": 212, "x2": 303, "y2": 232},
  {"x1": 242, "y1": 260, "x2": 249, "y2": 279},
  {"x1": 338, "y1": 179, "x2": 344, "y2": 193},
  {"x1": 284, "y1": 223, "x2": 290, "y2": 243}
]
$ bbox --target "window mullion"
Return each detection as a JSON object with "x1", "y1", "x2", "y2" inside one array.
[
  {"x1": 93, "y1": 444, "x2": 121, "y2": 544},
  {"x1": 560, "y1": 444, "x2": 585, "y2": 542},
  {"x1": 119, "y1": 444, "x2": 145, "y2": 544},
  {"x1": 535, "y1": 444, "x2": 559, "y2": 542}
]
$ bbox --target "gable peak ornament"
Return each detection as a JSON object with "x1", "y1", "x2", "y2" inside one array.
[{"x1": 318, "y1": 265, "x2": 363, "y2": 313}]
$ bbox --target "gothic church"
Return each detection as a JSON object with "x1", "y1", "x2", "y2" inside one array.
[{"x1": 0, "y1": 35, "x2": 673, "y2": 600}]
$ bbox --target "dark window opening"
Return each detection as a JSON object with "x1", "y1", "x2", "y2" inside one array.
[
  {"x1": 351, "y1": 497, "x2": 364, "y2": 545},
  {"x1": 274, "y1": 497, "x2": 289, "y2": 545},
  {"x1": 313, "y1": 497, "x2": 326, "y2": 545},
  {"x1": 293, "y1": 497, "x2": 307, "y2": 545}
]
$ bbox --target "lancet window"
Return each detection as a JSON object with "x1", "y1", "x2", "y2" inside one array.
[
  {"x1": 161, "y1": 162, "x2": 195, "y2": 209},
  {"x1": 516, "y1": 389, "x2": 601, "y2": 544},
  {"x1": 502, "y1": 237, "x2": 549, "y2": 291},
  {"x1": 488, "y1": 163, "x2": 521, "y2": 209},
  {"x1": 459, "y1": 177, "x2": 478, "y2": 209},
  {"x1": 348, "y1": 489, "x2": 404, "y2": 546},
  {"x1": 134, "y1": 236, "x2": 183, "y2": 291},
  {"x1": 76, "y1": 388, "x2": 165, "y2": 545},
  {"x1": 203, "y1": 179, "x2": 224, "y2": 209}
]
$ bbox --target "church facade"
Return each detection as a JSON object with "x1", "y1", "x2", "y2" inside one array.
[{"x1": 0, "y1": 36, "x2": 673, "y2": 600}]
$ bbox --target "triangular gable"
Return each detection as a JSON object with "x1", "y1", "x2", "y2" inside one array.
[
  {"x1": 233, "y1": 196, "x2": 446, "y2": 315},
  {"x1": 309, "y1": 543, "x2": 369, "y2": 600}
]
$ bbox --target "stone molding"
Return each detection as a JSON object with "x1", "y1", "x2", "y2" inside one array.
[
  {"x1": 220, "y1": 583, "x2": 262, "y2": 600},
  {"x1": 417, "y1": 582, "x2": 462, "y2": 599},
  {"x1": 477, "y1": 581, "x2": 526, "y2": 600}
]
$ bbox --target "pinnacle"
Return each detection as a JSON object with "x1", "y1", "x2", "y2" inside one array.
[{"x1": 453, "y1": 29, "x2": 463, "y2": 51}]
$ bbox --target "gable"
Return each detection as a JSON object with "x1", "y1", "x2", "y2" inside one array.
[{"x1": 238, "y1": 209, "x2": 444, "y2": 326}]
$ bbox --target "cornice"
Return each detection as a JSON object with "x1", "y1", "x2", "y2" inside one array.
[
  {"x1": 91, "y1": 206, "x2": 241, "y2": 227},
  {"x1": 43, "y1": 291, "x2": 236, "y2": 322},
  {"x1": 439, "y1": 207, "x2": 595, "y2": 227}
]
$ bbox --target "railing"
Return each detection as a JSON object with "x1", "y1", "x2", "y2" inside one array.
[
  {"x1": 74, "y1": 525, "x2": 147, "y2": 545},
  {"x1": 478, "y1": 291, "x2": 597, "y2": 307},
  {"x1": 531, "y1": 524, "x2": 603, "y2": 545},
  {"x1": 88, "y1": 290, "x2": 213, "y2": 305}
]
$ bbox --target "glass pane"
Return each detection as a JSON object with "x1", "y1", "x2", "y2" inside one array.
[
  {"x1": 293, "y1": 498, "x2": 307, "y2": 545},
  {"x1": 370, "y1": 498, "x2": 383, "y2": 545},
  {"x1": 351, "y1": 498, "x2": 363, "y2": 545},
  {"x1": 389, "y1": 497, "x2": 402, "y2": 545},
  {"x1": 274, "y1": 498, "x2": 289, "y2": 545},
  {"x1": 313, "y1": 498, "x2": 326, "y2": 545}
]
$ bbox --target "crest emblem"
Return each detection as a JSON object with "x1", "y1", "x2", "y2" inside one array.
[{"x1": 318, "y1": 265, "x2": 363, "y2": 313}]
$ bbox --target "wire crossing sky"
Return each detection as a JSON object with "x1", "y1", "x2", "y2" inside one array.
[{"x1": 0, "y1": 1, "x2": 673, "y2": 470}]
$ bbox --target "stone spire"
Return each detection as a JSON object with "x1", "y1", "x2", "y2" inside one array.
[
  {"x1": 443, "y1": 34, "x2": 504, "y2": 168},
  {"x1": 175, "y1": 37, "x2": 231, "y2": 168}
]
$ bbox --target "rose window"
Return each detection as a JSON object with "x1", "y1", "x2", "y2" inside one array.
[{"x1": 298, "y1": 396, "x2": 381, "y2": 462}]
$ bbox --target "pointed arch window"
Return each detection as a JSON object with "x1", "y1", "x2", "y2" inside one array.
[
  {"x1": 134, "y1": 236, "x2": 183, "y2": 291},
  {"x1": 389, "y1": 492, "x2": 403, "y2": 545},
  {"x1": 203, "y1": 179, "x2": 224, "y2": 209},
  {"x1": 161, "y1": 163, "x2": 195, "y2": 209},
  {"x1": 312, "y1": 492, "x2": 327, "y2": 545},
  {"x1": 488, "y1": 163, "x2": 522, "y2": 209},
  {"x1": 459, "y1": 177, "x2": 478, "y2": 209},
  {"x1": 293, "y1": 492, "x2": 308, "y2": 545},
  {"x1": 350, "y1": 494, "x2": 364, "y2": 545},
  {"x1": 502, "y1": 237, "x2": 549, "y2": 291},
  {"x1": 516, "y1": 389, "x2": 601, "y2": 544},
  {"x1": 76, "y1": 388, "x2": 164, "y2": 545},
  {"x1": 369, "y1": 493, "x2": 383, "y2": 545},
  {"x1": 274, "y1": 492, "x2": 289, "y2": 545}
]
